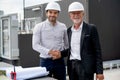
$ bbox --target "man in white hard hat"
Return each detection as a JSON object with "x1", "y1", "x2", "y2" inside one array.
[
  {"x1": 32, "y1": 2, "x2": 68, "y2": 80},
  {"x1": 67, "y1": 2, "x2": 104, "y2": 80},
  {"x1": 59, "y1": 2, "x2": 104, "y2": 80}
]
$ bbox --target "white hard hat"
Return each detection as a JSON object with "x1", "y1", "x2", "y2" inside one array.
[
  {"x1": 68, "y1": 2, "x2": 84, "y2": 12},
  {"x1": 45, "y1": 2, "x2": 61, "y2": 11}
]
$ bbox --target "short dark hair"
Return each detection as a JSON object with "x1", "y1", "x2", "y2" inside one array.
[{"x1": 46, "y1": 10, "x2": 60, "y2": 13}]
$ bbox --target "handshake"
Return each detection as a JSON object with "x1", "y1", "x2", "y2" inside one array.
[{"x1": 48, "y1": 50, "x2": 61, "y2": 60}]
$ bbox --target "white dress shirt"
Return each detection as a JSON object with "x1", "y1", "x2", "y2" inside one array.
[
  {"x1": 70, "y1": 22, "x2": 83, "y2": 60},
  {"x1": 32, "y1": 19, "x2": 69, "y2": 58}
]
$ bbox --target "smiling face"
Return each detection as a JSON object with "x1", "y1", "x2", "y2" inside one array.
[
  {"x1": 69, "y1": 11, "x2": 84, "y2": 24},
  {"x1": 46, "y1": 10, "x2": 59, "y2": 23}
]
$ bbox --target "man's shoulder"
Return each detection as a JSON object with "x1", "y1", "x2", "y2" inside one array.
[
  {"x1": 36, "y1": 21, "x2": 45, "y2": 26},
  {"x1": 67, "y1": 26, "x2": 72, "y2": 32},
  {"x1": 57, "y1": 21, "x2": 66, "y2": 26},
  {"x1": 83, "y1": 22, "x2": 96, "y2": 29},
  {"x1": 34, "y1": 21, "x2": 47, "y2": 29},
  {"x1": 33, "y1": 21, "x2": 46, "y2": 31}
]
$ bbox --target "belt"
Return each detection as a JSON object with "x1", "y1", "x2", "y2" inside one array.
[
  {"x1": 40, "y1": 57, "x2": 63, "y2": 61},
  {"x1": 70, "y1": 59, "x2": 82, "y2": 63},
  {"x1": 40, "y1": 57, "x2": 52, "y2": 60}
]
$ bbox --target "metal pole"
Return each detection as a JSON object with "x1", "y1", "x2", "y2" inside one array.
[{"x1": 23, "y1": 0, "x2": 25, "y2": 31}]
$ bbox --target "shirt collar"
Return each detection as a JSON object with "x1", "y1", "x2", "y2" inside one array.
[
  {"x1": 71, "y1": 22, "x2": 83, "y2": 31},
  {"x1": 46, "y1": 19, "x2": 58, "y2": 26}
]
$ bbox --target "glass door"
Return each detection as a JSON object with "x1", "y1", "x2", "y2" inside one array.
[{"x1": 2, "y1": 18, "x2": 10, "y2": 57}]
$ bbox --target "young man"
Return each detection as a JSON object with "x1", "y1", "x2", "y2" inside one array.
[{"x1": 32, "y1": 2, "x2": 68, "y2": 80}]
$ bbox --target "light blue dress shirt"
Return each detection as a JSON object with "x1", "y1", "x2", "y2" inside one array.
[{"x1": 32, "y1": 19, "x2": 69, "y2": 58}]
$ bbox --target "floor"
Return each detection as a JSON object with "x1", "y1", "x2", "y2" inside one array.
[
  {"x1": 66, "y1": 69, "x2": 120, "y2": 80},
  {"x1": 101, "y1": 69, "x2": 120, "y2": 80},
  {"x1": 1, "y1": 62, "x2": 120, "y2": 80}
]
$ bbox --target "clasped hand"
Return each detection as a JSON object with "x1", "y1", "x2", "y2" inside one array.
[{"x1": 49, "y1": 50, "x2": 61, "y2": 60}]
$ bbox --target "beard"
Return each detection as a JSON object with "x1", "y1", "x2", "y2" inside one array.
[
  {"x1": 73, "y1": 19, "x2": 81, "y2": 24},
  {"x1": 48, "y1": 16, "x2": 57, "y2": 22}
]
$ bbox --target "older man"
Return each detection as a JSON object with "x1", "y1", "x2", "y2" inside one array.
[{"x1": 59, "y1": 2, "x2": 104, "y2": 80}]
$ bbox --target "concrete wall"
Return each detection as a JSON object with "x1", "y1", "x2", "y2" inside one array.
[
  {"x1": 89, "y1": 0, "x2": 120, "y2": 61},
  {"x1": 18, "y1": 34, "x2": 40, "y2": 67}
]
